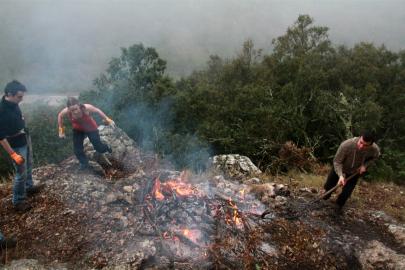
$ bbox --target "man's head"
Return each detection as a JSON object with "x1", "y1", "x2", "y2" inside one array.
[
  {"x1": 357, "y1": 130, "x2": 376, "y2": 150},
  {"x1": 4, "y1": 80, "x2": 27, "y2": 104},
  {"x1": 66, "y1": 96, "x2": 83, "y2": 118}
]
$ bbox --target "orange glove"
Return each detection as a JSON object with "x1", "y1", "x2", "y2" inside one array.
[
  {"x1": 58, "y1": 126, "x2": 65, "y2": 138},
  {"x1": 10, "y1": 151, "x2": 24, "y2": 165},
  {"x1": 103, "y1": 117, "x2": 116, "y2": 128}
]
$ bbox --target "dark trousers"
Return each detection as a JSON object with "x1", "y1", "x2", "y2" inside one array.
[
  {"x1": 73, "y1": 129, "x2": 109, "y2": 165},
  {"x1": 323, "y1": 169, "x2": 360, "y2": 207}
]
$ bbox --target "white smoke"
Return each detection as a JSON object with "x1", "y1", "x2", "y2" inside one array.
[{"x1": 0, "y1": 0, "x2": 404, "y2": 92}]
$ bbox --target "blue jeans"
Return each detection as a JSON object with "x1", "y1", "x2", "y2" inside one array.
[
  {"x1": 0, "y1": 231, "x2": 4, "y2": 241},
  {"x1": 73, "y1": 129, "x2": 110, "y2": 166},
  {"x1": 11, "y1": 144, "x2": 33, "y2": 205}
]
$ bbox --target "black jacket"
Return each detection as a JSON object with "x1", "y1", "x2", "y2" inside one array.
[{"x1": 0, "y1": 96, "x2": 27, "y2": 147}]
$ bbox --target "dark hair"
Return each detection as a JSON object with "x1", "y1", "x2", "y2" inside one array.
[
  {"x1": 66, "y1": 96, "x2": 88, "y2": 115},
  {"x1": 67, "y1": 96, "x2": 80, "y2": 107},
  {"x1": 361, "y1": 130, "x2": 376, "y2": 144},
  {"x1": 4, "y1": 80, "x2": 27, "y2": 96}
]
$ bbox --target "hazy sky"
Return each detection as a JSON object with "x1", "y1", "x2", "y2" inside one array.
[{"x1": 1, "y1": 0, "x2": 404, "y2": 92}]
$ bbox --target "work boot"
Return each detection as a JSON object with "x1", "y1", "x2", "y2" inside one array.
[
  {"x1": 79, "y1": 163, "x2": 90, "y2": 170},
  {"x1": 26, "y1": 183, "x2": 45, "y2": 196},
  {"x1": 106, "y1": 145, "x2": 112, "y2": 153},
  {"x1": 14, "y1": 202, "x2": 32, "y2": 213},
  {"x1": 78, "y1": 163, "x2": 94, "y2": 173},
  {"x1": 334, "y1": 204, "x2": 344, "y2": 216},
  {"x1": 0, "y1": 237, "x2": 17, "y2": 249}
]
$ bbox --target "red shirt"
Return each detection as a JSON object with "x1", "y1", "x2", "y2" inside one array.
[{"x1": 68, "y1": 110, "x2": 98, "y2": 132}]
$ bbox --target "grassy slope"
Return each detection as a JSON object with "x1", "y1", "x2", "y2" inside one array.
[{"x1": 264, "y1": 169, "x2": 405, "y2": 222}]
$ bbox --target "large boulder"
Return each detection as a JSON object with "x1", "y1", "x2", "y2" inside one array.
[
  {"x1": 83, "y1": 125, "x2": 142, "y2": 171},
  {"x1": 357, "y1": 240, "x2": 405, "y2": 270},
  {"x1": 387, "y1": 224, "x2": 405, "y2": 247},
  {"x1": 210, "y1": 154, "x2": 262, "y2": 178}
]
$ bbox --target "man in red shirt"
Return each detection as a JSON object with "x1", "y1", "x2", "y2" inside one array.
[{"x1": 57, "y1": 97, "x2": 114, "y2": 170}]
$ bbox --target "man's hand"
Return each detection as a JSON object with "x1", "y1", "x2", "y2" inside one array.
[
  {"x1": 58, "y1": 126, "x2": 65, "y2": 139},
  {"x1": 103, "y1": 117, "x2": 116, "y2": 128},
  {"x1": 338, "y1": 175, "x2": 346, "y2": 186},
  {"x1": 10, "y1": 151, "x2": 24, "y2": 165},
  {"x1": 359, "y1": 165, "x2": 367, "y2": 175}
]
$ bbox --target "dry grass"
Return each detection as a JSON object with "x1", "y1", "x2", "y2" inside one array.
[
  {"x1": 353, "y1": 181, "x2": 405, "y2": 222},
  {"x1": 261, "y1": 169, "x2": 405, "y2": 223},
  {"x1": 0, "y1": 174, "x2": 13, "y2": 184},
  {"x1": 261, "y1": 169, "x2": 328, "y2": 192}
]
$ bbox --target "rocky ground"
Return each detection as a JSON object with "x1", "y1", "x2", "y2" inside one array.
[{"x1": 0, "y1": 127, "x2": 404, "y2": 270}]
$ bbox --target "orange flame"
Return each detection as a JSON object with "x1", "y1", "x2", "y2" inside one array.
[
  {"x1": 152, "y1": 178, "x2": 165, "y2": 201},
  {"x1": 227, "y1": 197, "x2": 243, "y2": 229},
  {"x1": 232, "y1": 209, "x2": 243, "y2": 228},
  {"x1": 182, "y1": 228, "x2": 201, "y2": 244},
  {"x1": 165, "y1": 180, "x2": 199, "y2": 197},
  {"x1": 239, "y1": 189, "x2": 245, "y2": 200}
]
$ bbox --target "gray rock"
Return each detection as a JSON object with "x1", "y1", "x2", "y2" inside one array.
[
  {"x1": 244, "y1": 177, "x2": 261, "y2": 185},
  {"x1": 210, "y1": 154, "x2": 262, "y2": 178},
  {"x1": 84, "y1": 125, "x2": 142, "y2": 171},
  {"x1": 387, "y1": 224, "x2": 405, "y2": 247},
  {"x1": 357, "y1": 240, "x2": 405, "y2": 270},
  {"x1": 3, "y1": 259, "x2": 68, "y2": 270}
]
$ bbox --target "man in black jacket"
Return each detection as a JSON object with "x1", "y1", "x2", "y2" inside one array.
[{"x1": 0, "y1": 80, "x2": 43, "y2": 212}]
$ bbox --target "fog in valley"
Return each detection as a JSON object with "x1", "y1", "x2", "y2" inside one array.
[{"x1": 1, "y1": 0, "x2": 404, "y2": 93}]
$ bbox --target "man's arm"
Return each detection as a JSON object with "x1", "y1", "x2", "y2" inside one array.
[
  {"x1": 85, "y1": 104, "x2": 115, "y2": 126},
  {"x1": 333, "y1": 142, "x2": 346, "y2": 178},
  {"x1": 364, "y1": 144, "x2": 381, "y2": 169},
  {"x1": 0, "y1": 117, "x2": 24, "y2": 164},
  {"x1": 85, "y1": 104, "x2": 108, "y2": 119},
  {"x1": 0, "y1": 117, "x2": 14, "y2": 155},
  {"x1": 57, "y1": 107, "x2": 68, "y2": 128},
  {"x1": 57, "y1": 107, "x2": 68, "y2": 138},
  {"x1": 333, "y1": 142, "x2": 348, "y2": 186},
  {"x1": 0, "y1": 138, "x2": 24, "y2": 165},
  {"x1": 0, "y1": 138, "x2": 14, "y2": 155}
]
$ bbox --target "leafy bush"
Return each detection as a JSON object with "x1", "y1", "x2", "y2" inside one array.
[
  {"x1": 23, "y1": 103, "x2": 72, "y2": 167},
  {"x1": 4, "y1": 15, "x2": 399, "y2": 182}
]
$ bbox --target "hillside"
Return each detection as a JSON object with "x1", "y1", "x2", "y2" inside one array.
[{"x1": 0, "y1": 127, "x2": 404, "y2": 270}]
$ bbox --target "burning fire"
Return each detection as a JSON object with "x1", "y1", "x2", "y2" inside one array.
[
  {"x1": 181, "y1": 228, "x2": 202, "y2": 244},
  {"x1": 239, "y1": 188, "x2": 245, "y2": 199},
  {"x1": 146, "y1": 170, "x2": 263, "y2": 255},
  {"x1": 152, "y1": 178, "x2": 165, "y2": 201},
  {"x1": 151, "y1": 172, "x2": 203, "y2": 200},
  {"x1": 226, "y1": 198, "x2": 243, "y2": 229}
]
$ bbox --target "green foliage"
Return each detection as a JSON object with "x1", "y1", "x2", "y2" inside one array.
[
  {"x1": 13, "y1": 15, "x2": 400, "y2": 182},
  {"x1": 23, "y1": 103, "x2": 72, "y2": 167},
  {"x1": 168, "y1": 15, "x2": 405, "y2": 181},
  {"x1": 80, "y1": 43, "x2": 211, "y2": 170}
]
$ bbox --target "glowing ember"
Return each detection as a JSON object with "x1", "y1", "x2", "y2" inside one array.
[
  {"x1": 227, "y1": 198, "x2": 243, "y2": 229},
  {"x1": 181, "y1": 228, "x2": 202, "y2": 244},
  {"x1": 164, "y1": 180, "x2": 201, "y2": 197},
  {"x1": 239, "y1": 189, "x2": 245, "y2": 199},
  {"x1": 232, "y1": 209, "x2": 243, "y2": 227},
  {"x1": 152, "y1": 178, "x2": 165, "y2": 201}
]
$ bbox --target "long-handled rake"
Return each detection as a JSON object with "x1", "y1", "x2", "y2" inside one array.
[
  {"x1": 305, "y1": 171, "x2": 359, "y2": 206},
  {"x1": 261, "y1": 171, "x2": 360, "y2": 219}
]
